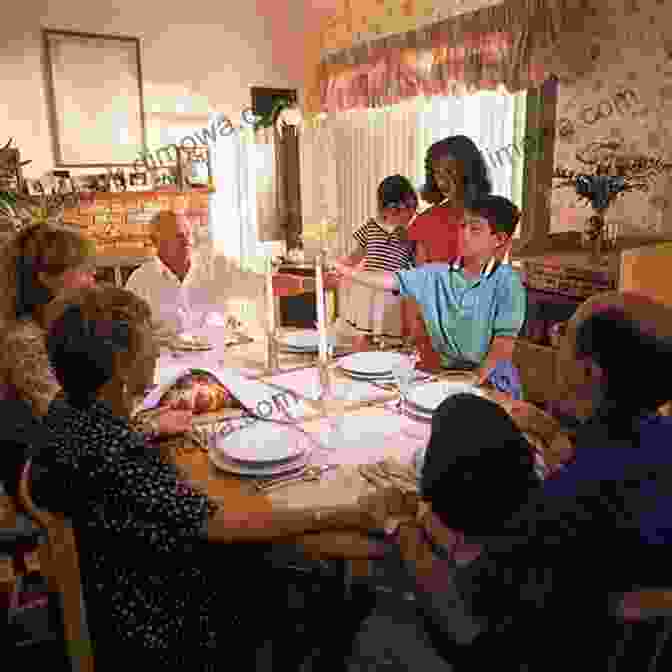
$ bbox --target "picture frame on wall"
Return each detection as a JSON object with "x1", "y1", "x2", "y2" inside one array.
[{"x1": 42, "y1": 29, "x2": 147, "y2": 168}]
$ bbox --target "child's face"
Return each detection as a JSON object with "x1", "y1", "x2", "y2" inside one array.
[
  {"x1": 461, "y1": 212, "x2": 509, "y2": 261},
  {"x1": 431, "y1": 154, "x2": 464, "y2": 203},
  {"x1": 380, "y1": 201, "x2": 417, "y2": 228}
]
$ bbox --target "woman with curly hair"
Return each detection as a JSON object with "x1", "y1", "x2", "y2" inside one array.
[
  {"x1": 26, "y1": 284, "x2": 377, "y2": 670},
  {"x1": 407, "y1": 136, "x2": 493, "y2": 370},
  {"x1": 0, "y1": 223, "x2": 190, "y2": 435}
]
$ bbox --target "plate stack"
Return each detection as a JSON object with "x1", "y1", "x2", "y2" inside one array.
[
  {"x1": 404, "y1": 380, "x2": 484, "y2": 423},
  {"x1": 278, "y1": 330, "x2": 336, "y2": 354},
  {"x1": 337, "y1": 351, "x2": 408, "y2": 383},
  {"x1": 209, "y1": 422, "x2": 311, "y2": 478}
]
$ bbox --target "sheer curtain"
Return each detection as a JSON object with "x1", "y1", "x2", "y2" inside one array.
[
  {"x1": 208, "y1": 118, "x2": 258, "y2": 264},
  {"x1": 301, "y1": 91, "x2": 522, "y2": 319}
]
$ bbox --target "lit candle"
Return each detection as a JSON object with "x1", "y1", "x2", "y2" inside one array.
[{"x1": 315, "y1": 252, "x2": 329, "y2": 365}]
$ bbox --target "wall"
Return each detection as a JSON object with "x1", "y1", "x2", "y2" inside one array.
[
  {"x1": 0, "y1": 0, "x2": 308, "y2": 177},
  {"x1": 550, "y1": 0, "x2": 672, "y2": 237}
]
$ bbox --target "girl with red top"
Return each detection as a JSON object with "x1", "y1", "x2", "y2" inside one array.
[{"x1": 408, "y1": 136, "x2": 493, "y2": 370}]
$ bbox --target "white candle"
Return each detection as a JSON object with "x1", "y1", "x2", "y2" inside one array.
[
  {"x1": 315, "y1": 252, "x2": 329, "y2": 364},
  {"x1": 265, "y1": 256, "x2": 276, "y2": 335}
]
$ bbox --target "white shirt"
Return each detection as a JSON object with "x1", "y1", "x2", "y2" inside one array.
[{"x1": 125, "y1": 251, "x2": 214, "y2": 331}]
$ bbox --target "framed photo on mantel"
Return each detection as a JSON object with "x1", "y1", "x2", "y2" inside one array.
[{"x1": 42, "y1": 29, "x2": 147, "y2": 168}]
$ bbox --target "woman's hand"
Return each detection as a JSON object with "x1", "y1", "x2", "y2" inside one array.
[{"x1": 156, "y1": 407, "x2": 193, "y2": 436}]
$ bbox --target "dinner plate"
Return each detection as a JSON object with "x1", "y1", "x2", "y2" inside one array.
[
  {"x1": 209, "y1": 448, "x2": 309, "y2": 477},
  {"x1": 406, "y1": 381, "x2": 483, "y2": 413},
  {"x1": 403, "y1": 406, "x2": 433, "y2": 424},
  {"x1": 279, "y1": 330, "x2": 336, "y2": 350},
  {"x1": 338, "y1": 351, "x2": 406, "y2": 376},
  {"x1": 339, "y1": 369, "x2": 395, "y2": 382},
  {"x1": 170, "y1": 334, "x2": 214, "y2": 351},
  {"x1": 213, "y1": 422, "x2": 308, "y2": 463}
]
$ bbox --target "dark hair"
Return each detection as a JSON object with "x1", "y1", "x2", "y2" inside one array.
[
  {"x1": 575, "y1": 309, "x2": 672, "y2": 442},
  {"x1": 45, "y1": 286, "x2": 152, "y2": 409},
  {"x1": 421, "y1": 393, "x2": 540, "y2": 538},
  {"x1": 422, "y1": 135, "x2": 492, "y2": 206},
  {"x1": 466, "y1": 194, "x2": 521, "y2": 238},
  {"x1": 377, "y1": 175, "x2": 418, "y2": 211}
]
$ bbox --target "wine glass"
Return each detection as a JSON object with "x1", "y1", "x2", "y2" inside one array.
[{"x1": 390, "y1": 351, "x2": 418, "y2": 415}]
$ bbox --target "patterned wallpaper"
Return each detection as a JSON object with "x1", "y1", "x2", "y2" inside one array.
[
  {"x1": 313, "y1": 0, "x2": 672, "y2": 237},
  {"x1": 551, "y1": 0, "x2": 672, "y2": 237},
  {"x1": 321, "y1": 0, "x2": 503, "y2": 53}
]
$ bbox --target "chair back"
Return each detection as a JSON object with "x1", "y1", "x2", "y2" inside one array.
[{"x1": 17, "y1": 460, "x2": 94, "y2": 672}]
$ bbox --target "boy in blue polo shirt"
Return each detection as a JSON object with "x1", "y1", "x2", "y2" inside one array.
[{"x1": 334, "y1": 195, "x2": 525, "y2": 389}]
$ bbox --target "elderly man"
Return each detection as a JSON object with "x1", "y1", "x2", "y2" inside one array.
[{"x1": 126, "y1": 211, "x2": 212, "y2": 331}]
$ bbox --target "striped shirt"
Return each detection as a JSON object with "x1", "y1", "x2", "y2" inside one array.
[{"x1": 353, "y1": 219, "x2": 415, "y2": 272}]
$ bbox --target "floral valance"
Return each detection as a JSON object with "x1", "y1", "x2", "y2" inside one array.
[{"x1": 320, "y1": 0, "x2": 602, "y2": 113}]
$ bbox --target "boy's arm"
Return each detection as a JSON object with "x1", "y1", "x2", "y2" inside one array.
[
  {"x1": 336, "y1": 245, "x2": 365, "y2": 268},
  {"x1": 475, "y1": 336, "x2": 517, "y2": 386},
  {"x1": 334, "y1": 262, "x2": 400, "y2": 291},
  {"x1": 475, "y1": 273, "x2": 526, "y2": 384}
]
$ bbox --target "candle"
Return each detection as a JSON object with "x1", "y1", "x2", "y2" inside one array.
[
  {"x1": 265, "y1": 256, "x2": 276, "y2": 335},
  {"x1": 315, "y1": 252, "x2": 329, "y2": 365}
]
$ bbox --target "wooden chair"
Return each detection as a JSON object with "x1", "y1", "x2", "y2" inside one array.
[{"x1": 17, "y1": 460, "x2": 94, "y2": 672}]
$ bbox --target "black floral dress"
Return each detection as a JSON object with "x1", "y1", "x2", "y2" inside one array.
[{"x1": 31, "y1": 397, "x2": 259, "y2": 671}]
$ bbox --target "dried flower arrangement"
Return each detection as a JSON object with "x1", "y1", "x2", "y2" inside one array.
[{"x1": 553, "y1": 140, "x2": 672, "y2": 262}]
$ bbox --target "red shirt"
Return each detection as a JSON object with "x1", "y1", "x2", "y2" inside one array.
[
  {"x1": 408, "y1": 206, "x2": 464, "y2": 262},
  {"x1": 406, "y1": 205, "x2": 465, "y2": 371}
]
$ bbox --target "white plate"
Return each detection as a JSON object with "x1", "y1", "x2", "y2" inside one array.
[
  {"x1": 340, "y1": 369, "x2": 395, "y2": 382},
  {"x1": 213, "y1": 422, "x2": 307, "y2": 463},
  {"x1": 406, "y1": 381, "x2": 483, "y2": 413},
  {"x1": 403, "y1": 406, "x2": 433, "y2": 424},
  {"x1": 338, "y1": 351, "x2": 407, "y2": 376},
  {"x1": 209, "y1": 448, "x2": 309, "y2": 476},
  {"x1": 279, "y1": 330, "x2": 336, "y2": 350}
]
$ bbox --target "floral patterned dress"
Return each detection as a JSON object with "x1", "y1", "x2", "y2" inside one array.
[{"x1": 31, "y1": 397, "x2": 253, "y2": 670}]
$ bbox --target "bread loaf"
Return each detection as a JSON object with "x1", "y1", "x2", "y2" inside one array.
[{"x1": 159, "y1": 371, "x2": 241, "y2": 414}]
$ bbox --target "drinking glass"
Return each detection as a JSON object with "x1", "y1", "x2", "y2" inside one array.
[{"x1": 390, "y1": 352, "x2": 418, "y2": 415}]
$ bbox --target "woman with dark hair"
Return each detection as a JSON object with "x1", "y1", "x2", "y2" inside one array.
[
  {"x1": 337, "y1": 174, "x2": 417, "y2": 350},
  {"x1": 407, "y1": 136, "x2": 493, "y2": 369},
  {"x1": 29, "y1": 284, "x2": 378, "y2": 671}
]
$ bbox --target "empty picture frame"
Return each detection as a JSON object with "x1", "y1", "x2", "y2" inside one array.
[{"x1": 42, "y1": 29, "x2": 147, "y2": 167}]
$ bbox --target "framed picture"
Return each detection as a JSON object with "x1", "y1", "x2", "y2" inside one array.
[{"x1": 42, "y1": 29, "x2": 147, "y2": 168}]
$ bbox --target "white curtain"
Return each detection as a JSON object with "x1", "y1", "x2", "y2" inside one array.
[
  {"x1": 300, "y1": 92, "x2": 521, "y2": 320},
  {"x1": 301, "y1": 92, "x2": 519, "y2": 259},
  {"x1": 208, "y1": 119, "x2": 259, "y2": 264}
]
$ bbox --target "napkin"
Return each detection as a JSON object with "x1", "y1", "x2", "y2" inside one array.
[{"x1": 485, "y1": 360, "x2": 522, "y2": 400}]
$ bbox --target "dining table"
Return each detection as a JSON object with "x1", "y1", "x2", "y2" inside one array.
[
  {"x1": 152, "y1": 322, "x2": 573, "y2": 574},
  {"x1": 144, "y1": 318, "x2": 575, "y2": 667}
]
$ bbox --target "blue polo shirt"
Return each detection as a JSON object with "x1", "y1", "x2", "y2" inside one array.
[{"x1": 395, "y1": 258, "x2": 526, "y2": 368}]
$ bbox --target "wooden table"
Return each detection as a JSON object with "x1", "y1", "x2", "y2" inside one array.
[{"x1": 169, "y1": 343, "x2": 570, "y2": 571}]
